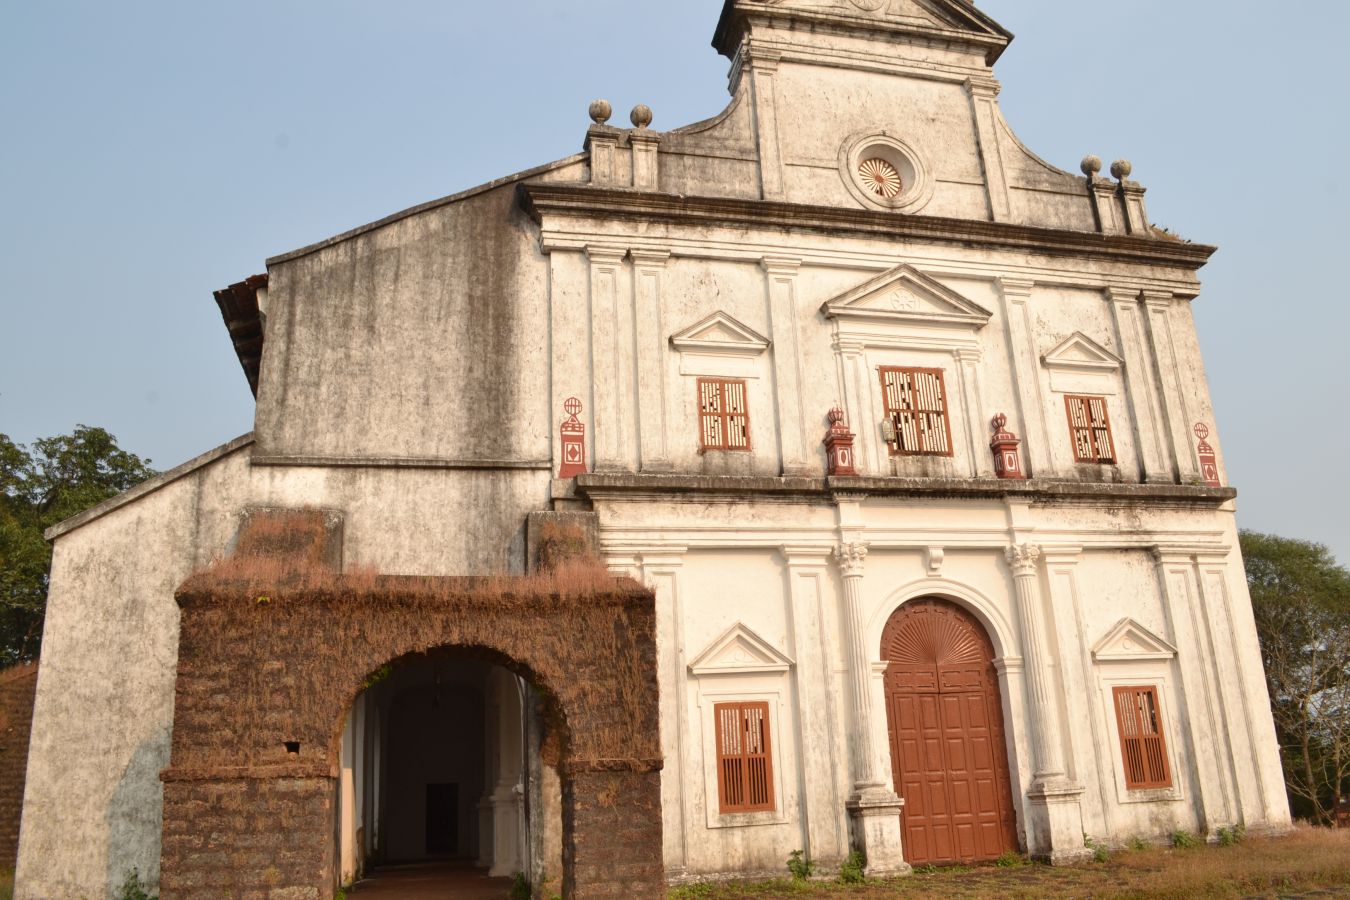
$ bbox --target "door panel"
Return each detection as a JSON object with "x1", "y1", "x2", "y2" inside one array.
[{"x1": 883, "y1": 598, "x2": 1018, "y2": 865}]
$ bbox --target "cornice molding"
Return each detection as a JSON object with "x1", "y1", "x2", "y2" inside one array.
[{"x1": 521, "y1": 185, "x2": 1217, "y2": 272}]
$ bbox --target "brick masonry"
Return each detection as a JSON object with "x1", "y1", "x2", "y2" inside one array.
[
  {"x1": 160, "y1": 512, "x2": 664, "y2": 899},
  {"x1": 0, "y1": 663, "x2": 38, "y2": 869}
]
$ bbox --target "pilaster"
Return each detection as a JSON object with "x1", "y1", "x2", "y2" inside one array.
[
  {"x1": 630, "y1": 131, "x2": 662, "y2": 191},
  {"x1": 780, "y1": 546, "x2": 848, "y2": 863},
  {"x1": 1153, "y1": 547, "x2": 1235, "y2": 831},
  {"x1": 586, "y1": 245, "x2": 632, "y2": 472},
  {"x1": 631, "y1": 250, "x2": 673, "y2": 472},
  {"x1": 833, "y1": 541, "x2": 909, "y2": 876},
  {"x1": 637, "y1": 549, "x2": 691, "y2": 874},
  {"x1": 955, "y1": 348, "x2": 992, "y2": 477},
  {"x1": 763, "y1": 256, "x2": 812, "y2": 475},
  {"x1": 1106, "y1": 287, "x2": 1172, "y2": 483},
  {"x1": 1088, "y1": 178, "x2": 1125, "y2": 235},
  {"x1": 746, "y1": 48, "x2": 786, "y2": 200},
  {"x1": 966, "y1": 77, "x2": 1010, "y2": 222},
  {"x1": 585, "y1": 126, "x2": 623, "y2": 187},
  {"x1": 997, "y1": 279, "x2": 1050, "y2": 477},
  {"x1": 1006, "y1": 543, "x2": 1087, "y2": 863},
  {"x1": 1142, "y1": 292, "x2": 1199, "y2": 482},
  {"x1": 834, "y1": 338, "x2": 874, "y2": 475},
  {"x1": 1039, "y1": 546, "x2": 1108, "y2": 836}
]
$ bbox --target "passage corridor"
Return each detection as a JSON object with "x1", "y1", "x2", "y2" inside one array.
[{"x1": 349, "y1": 861, "x2": 513, "y2": 899}]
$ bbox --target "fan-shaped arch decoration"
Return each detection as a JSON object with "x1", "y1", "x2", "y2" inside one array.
[
  {"x1": 881, "y1": 597, "x2": 994, "y2": 667},
  {"x1": 858, "y1": 158, "x2": 903, "y2": 198}
]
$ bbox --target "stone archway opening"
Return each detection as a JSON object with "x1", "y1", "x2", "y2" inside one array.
[
  {"x1": 158, "y1": 509, "x2": 663, "y2": 900},
  {"x1": 881, "y1": 597, "x2": 1018, "y2": 865},
  {"x1": 338, "y1": 647, "x2": 561, "y2": 896}
]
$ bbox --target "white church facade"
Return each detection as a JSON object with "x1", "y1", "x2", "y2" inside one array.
[{"x1": 16, "y1": 1, "x2": 1289, "y2": 896}]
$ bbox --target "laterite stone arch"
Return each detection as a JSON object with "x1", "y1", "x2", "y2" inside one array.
[{"x1": 158, "y1": 514, "x2": 663, "y2": 900}]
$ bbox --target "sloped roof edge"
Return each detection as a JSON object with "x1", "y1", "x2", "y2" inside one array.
[
  {"x1": 44, "y1": 433, "x2": 256, "y2": 542},
  {"x1": 266, "y1": 152, "x2": 589, "y2": 267}
]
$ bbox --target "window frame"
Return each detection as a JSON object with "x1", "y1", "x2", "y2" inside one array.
[
  {"x1": 697, "y1": 377, "x2": 752, "y2": 452},
  {"x1": 713, "y1": 700, "x2": 776, "y2": 814},
  {"x1": 1064, "y1": 394, "x2": 1117, "y2": 464},
  {"x1": 1111, "y1": 685, "x2": 1173, "y2": 791},
  {"x1": 878, "y1": 366, "x2": 955, "y2": 458}
]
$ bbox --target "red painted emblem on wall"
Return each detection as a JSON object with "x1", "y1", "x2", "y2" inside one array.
[
  {"x1": 823, "y1": 407, "x2": 858, "y2": 476},
  {"x1": 1194, "y1": 423, "x2": 1221, "y2": 488},
  {"x1": 990, "y1": 413, "x2": 1027, "y2": 480},
  {"x1": 559, "y1": 397, "x2": 587, "y2": 479}
]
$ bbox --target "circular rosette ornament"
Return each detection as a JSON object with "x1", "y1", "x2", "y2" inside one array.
[{"x1": 858, "y1": 158, "x2": 903, "y2": 198}]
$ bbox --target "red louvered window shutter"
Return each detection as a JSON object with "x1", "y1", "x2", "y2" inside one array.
[
  {"x1": 879, "y1": 367, "x2": 954, "y2": 457},
  {"x1": 714, "y1": 701, "x2": 775, "y2": 813},
  {"x1": 1113, "y1": 686, "x2": 1172, "y2": 790},
  {"x1": 698, "y1": 378, "x2": 751, "y2": 451},
  {"x1": 1066, "y1": 395, "x2": 1117, "y2": 463}
]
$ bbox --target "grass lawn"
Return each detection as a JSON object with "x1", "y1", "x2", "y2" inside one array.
[{"x1": 669, "y1": 824, "x2": 1350, "y2": 899}]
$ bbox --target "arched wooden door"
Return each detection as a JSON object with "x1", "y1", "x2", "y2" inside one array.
[{"x1": 882, "y1": 598, "x2": 1017, "y2": 865}]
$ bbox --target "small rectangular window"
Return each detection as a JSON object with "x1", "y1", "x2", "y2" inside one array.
[
  {"x1": 698, "y1": 378, "x2": 751, "y2": 451},
  {"x1": 879, "y1": 366, "x2": 953, "y2": 457},
  {"x1": 714, "y1": 701, "x2": 775, "y2": 813},
  {"x1": 1066, "y1": 395, "x2": 1116, "y2": 463},
  {"x1": 1113, "y1": 686, "x2": 1172, "y2": 790}
]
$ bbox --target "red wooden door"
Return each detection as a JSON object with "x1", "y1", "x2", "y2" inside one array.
[{"x1": 882, "y1": 598, "x2": 1017, "y2": 864}]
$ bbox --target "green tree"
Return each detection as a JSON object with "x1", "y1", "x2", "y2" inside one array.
[
  {"x1": 0, "y1": 426, "x2": 156, "y2": 663},
  {"x1": 1242, "y1": 530, "x2": 1350, "y2": 825}
]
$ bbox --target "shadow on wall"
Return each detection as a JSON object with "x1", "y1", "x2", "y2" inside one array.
[{"x1": 105, "y1": 727, "x2": 171, "y2": 898}]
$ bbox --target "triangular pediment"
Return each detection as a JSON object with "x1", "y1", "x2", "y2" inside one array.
[
  {"x1": 716, "y1": 0, "x2": 1012, "y2": 64},
  {"x1": 748, "y1": 0, "x2": 1007, "y2": 39},
  {"x1": 1042, "y1": 333, "x2": 1123, "y2": 372},
  {"x1": 821, "y1": 264, "x2": 992, "y2": 328},
  {"x1": 688, "y1": 623, "x2": 795, "y2": 676},
  {"x1": 1092, "y1": 618, "x2": 1178, "y2": 663},
  {"x1": 670, "y1": 311, "x2": 771, "y2": 356}
]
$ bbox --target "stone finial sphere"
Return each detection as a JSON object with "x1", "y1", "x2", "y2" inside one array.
[
  {"x1": 630, "y1": 104, "x2": 654, "y2": 129},
  {"x1": 1110, "y1": 159, "x2": 1133, "y2": 180},
  {"x1": 1080, "y1": 155, "x2": 1102, "y2": 177},
  {"x1": 589, "y1": 99, "x2": 613, "y2": 125},
  {"x1": 828, "y1": 407, "x2": 846, "y2": 425}
]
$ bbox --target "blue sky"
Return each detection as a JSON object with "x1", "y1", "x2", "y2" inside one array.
[{"x1": 1, "y1": 0, "x2": 1345, "y2": 564}]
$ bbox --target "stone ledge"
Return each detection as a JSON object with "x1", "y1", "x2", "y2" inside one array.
[
  {"x1": 521, "y1": 184, "x2": 1217, "y2": 272},
  {"x1": 575, "y1": 472, "x2": 1237, "y2": 506}
]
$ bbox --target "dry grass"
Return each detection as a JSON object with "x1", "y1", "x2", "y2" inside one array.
[
  {"x1": 172, "y1": 510, "x2": 659, "y2": 773},
  {"x1": 670, "y1": 824, "x2": 1350, "y2": 899}
]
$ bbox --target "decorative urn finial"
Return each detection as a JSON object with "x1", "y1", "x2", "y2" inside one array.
[
  {"x1": 589, "y1": 99, "x2": 612, "y2": 125},
  {"x1": 990, "y1": 413, "x2": 1027, "y2": 480},
  {"x1": 823, "y1": 407, "x2": 857, "y2": 477}
]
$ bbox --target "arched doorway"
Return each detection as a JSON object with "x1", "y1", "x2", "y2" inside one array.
[
  {"x1": 337, "y1": 650, "x2": 560, "y2": 897},
  {"x1": 881, "y1": 597, "x2": 1017, "y2": 865}
]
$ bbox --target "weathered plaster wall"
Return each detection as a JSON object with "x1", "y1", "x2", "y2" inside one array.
[
  {"x1": 596, "y1": 489, "x2": 1291, "y2": 876},
  {"x1": 16, "y1": 441, "x2": 551, "y2": 898},
  {"x1": 255, "y1": 166, "x2": 583, "y2": 465}
]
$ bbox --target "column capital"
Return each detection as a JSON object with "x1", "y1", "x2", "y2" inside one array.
[
  {"x1": 1104, "y1": 285, "x2": 1143, "y2": 305},
  {"x1": 997, "y1": 277, "x2": 1035, "y2": 300},
  {"x1": 834, "y1": 542, "x2": 870, "y2": 577},
  {"x1": 965, "y1": 76, "x2": 1002, "y2": 99},
  {"x1": 1141, "y1": 290, "x2": 1174, "y2": 312},
  {"x1": 778, "y1": 544, "x2": 834, "y2": 568},
  {"x1": 585, "y1": 244, "x2": 628, "y2": 265},
  {"x1": 629, "y1": 248, "x2": 672, "y2": 267},
  {"x1": 1005, "y1": 543, "x2": 1042, "y2": 576},
  {"x1": 761, "y1": 255, "x2": 802, "y2": 276},
  {"x1": 1039, "y1": 546, "x2": 1084, "y2": 567}
]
